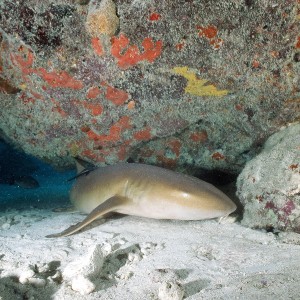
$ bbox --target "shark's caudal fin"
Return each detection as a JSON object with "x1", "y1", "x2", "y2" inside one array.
[{"x1": 46, "y1": 196, "x2": 129, "y2": 238}]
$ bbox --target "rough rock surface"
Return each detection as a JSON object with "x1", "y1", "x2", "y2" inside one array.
[
  {"x1": 0, "y1": 0, "x2": 299, "y2": 171},
  {"x1": 237, "y1": 124, "x2": 300, "y2": 232}
]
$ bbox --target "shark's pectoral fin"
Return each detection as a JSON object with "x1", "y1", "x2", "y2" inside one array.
[{"x1": 46, "y1": 195, "x2": 128, "y2": 238}]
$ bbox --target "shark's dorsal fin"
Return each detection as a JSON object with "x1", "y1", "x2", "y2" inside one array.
[
  {"x1": 67, "y1": 157, "x2": 97, "y2": 182},
  {"x1": 74, "y1": 156, "x2": 95, "y2": 174}
]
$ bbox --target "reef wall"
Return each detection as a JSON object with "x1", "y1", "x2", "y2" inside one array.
[{"x1": 0, "y1": 0, "x2": 299, "y2": 172}]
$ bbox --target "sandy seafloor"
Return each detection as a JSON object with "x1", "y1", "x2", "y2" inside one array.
[{"x1": 1, "y1": 161, "x2": 300, "y2": 300}]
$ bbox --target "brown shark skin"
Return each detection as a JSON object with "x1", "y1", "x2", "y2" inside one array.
[{"x1": 47, "y1": 164, "x2": 236, "y2": 237}]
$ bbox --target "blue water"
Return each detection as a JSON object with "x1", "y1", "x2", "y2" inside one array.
[{"x1": 0, "y1": 141, "x2": 75, "y2": 210}]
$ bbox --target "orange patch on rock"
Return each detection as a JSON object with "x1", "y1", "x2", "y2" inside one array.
[
  {"x1": 235, "y1": 104, "x2": 243, "y2": 111},
  {"x1": 104, "y1": 84, "x2": 129, "y2": 105},
  {"x1": 168, "y1": 139, "x2": 182, "y2": 157},
  {"x1": 175, "y1": 42, "x2": 185, "y2": 51},
  {"x1": 86, "y1": 129, "x2": 101, "y2": 141},
  {"x1": 37, "y1": 69, "x2": 83, "y2": 89},
  {"x1": 117, "y1": 146, "x2": 127, "y2": 160},
  {"x1": 111, "y1": 33, "x2": 163, "y2": 69},
  {"x1": 91, "y1": 37, "x2": 104, "y2": 56},
  {"x1": 127, "y1": 100, "x2": 135, "y2": 110},
  {"x1": 10, "y1": 50, "x2": 34, "y2": 74},
  {"x1": 81, "y1": 149, "x2": 107, "y2": 163},
  {"x1": 197, "y1": 25, "x2": 223, "y2": 50},
  {"x1": 91, "y1": 105, "x2": 103, "y2": 116},
  {"x1": 209, "y1": 38, "x2": 223, "y2": 49},
  {"x1": 149, "y1": 12, "x2": 161, "y2": 21},
  {"x1": 83, "y1": 102, "x2": 103, "y2": 116},
  {"x1": 296, "y1": 37, "x2": 300, "y2": 49},
  {"x1": 117, "y1": 140, "x2": 133, "y2": 160},
  {"x1": 190, "y1": 131, "x2": 208, "y2": 142},
  {"x1": 212, "y1": 152, "x2": 225, "y2": 160},
  {"x1": 19, "y1": 92, "x2": 35, "y2": 104},
  {"x1": 198, "y1": 25, "x2": 218, "y2": 39},
  {"x1": 157, "y1": 155, "x2": 177, "y2": 169},
  {"x1": 87, "y1": 86, "x2": 102, "y2": 99},
  {"x1": 51, "y1": 98, "x2": 68, "y2": 117},
  {"x1": 252, "y1": 60, "x2": 260, "y2": 68},
  {"x1": 81, "y1": 149, "x2": 97, "y2": 160},
  {"x1": 101, "y1": 116, "x2": 131, "y2": 142},
  {"x1": 29, "y1": 90, "x2": 44, "y2": 100},
  {"x1": 133, "y1": 127, "x2": 152, "y2": 141},
  {"x1": 81, "y1": 126, "x2": 91, "y2": 133},
  {"x1": 139, "y1": 147, "x2": 155, "y2": 158},
  {"x1": 9, "y1": 47, "x2": 36, "y2": 87},
  {"x1": 10, "y1": 45, "x2": 84, "y2": 90},
  {"x1": 84, "y1": 116, "x2": 131, "y2": 143}
]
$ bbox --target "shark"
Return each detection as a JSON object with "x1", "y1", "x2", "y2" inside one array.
[{"x1": 47, "y1": 159, "x2": 236, "y2": 238}]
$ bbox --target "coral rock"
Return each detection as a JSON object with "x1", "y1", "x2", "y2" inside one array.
[
  {"x1": 237, "y1": 124, "x2": 300, "y2": 232},
  {"x1": 86, "y1": 0, "x2": 119, "y2": 37},
  {"x1": 0, "y1": 0, "x2": 299, "y2": 172}
]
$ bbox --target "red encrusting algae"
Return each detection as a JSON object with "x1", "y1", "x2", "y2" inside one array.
[
  {"x1": 168, "y1": 139, "x2": 182, "y2": 157},
  {"x1": 103, "y1": 83, "x2": 130, "y2": 106},
  {"x1": 10, "y1": 45, "x2": 84, "y2": 90},
  {"x1": 212, "y1": 152, "x2": 225, "y2": 160},
  {"x1": 197, "y1": 25, "x2": 223, "y2": 49},
  {"x1": 111, "y1": 33, "x2": 163, "y2": 69},
  {"x1": 51, "y1": 98, "x2": 68, "y2": 117},
  {"x1": 83, "y1": 116, "x2": 131, "y2": 143},
  {"x1": 198, "y1": 25, "x2": 218, "y2": 39},
  {"x1": 133, "y1": 127, "x2": 152, "y2": 141},
  {"x1": 296, "y1": 37, "x2": 300, "y2": 49},
  {"x1": 37, "y1": 69, "x2": 83, "y2": 90},
  {"x1": 86, "y1": 86, "x2": 102, "y2": 99},
  {"x1": 10, "y1": 49, "x2": 34, "y2": 75},
  {"x1": 190, "y1": 131, "x2": 208, "y2": 142},
  {"x1": 82, "y1": 102, "x2": 103, "y2": 116},
  {"x1": 149, "y1": 12, "x2": 161, "y2": 21},
  {"x1": 91, "y1": 37, "x2": 104, "y2": 56}
]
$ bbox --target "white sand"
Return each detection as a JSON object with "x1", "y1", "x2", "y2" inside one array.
[
  {"x1": 1, "y1": 207, "x2": 300, "y2": 299},
  {"x1": 1, "y1": 165, "x2": 300, "y2": 299}
]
